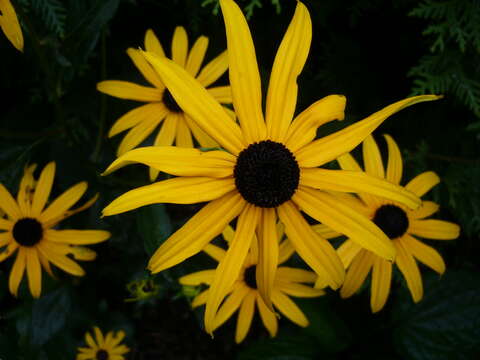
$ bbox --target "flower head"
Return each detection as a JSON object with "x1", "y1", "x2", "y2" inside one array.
[
  {"x1": 77, "y1": 327, "x2": 129, "y2": 360},
  {"x1": 331, "y1": 134, "x2": 460, "y2": 312},
  {"x1": 0, "y1": 0, "x2": 23, "y2": 51},
  {"x1": 97, "y1": 26, "x2": 232, "y2": 180},
  {"x1": 0, "y1": 162, "x2": 110, "y2": 298},
  {"x1": 180, "y1": 225, "x2": 324, "y2": 343},
  {"x1": 103, "y1": 0, "x2": 439, "y2": 334}
]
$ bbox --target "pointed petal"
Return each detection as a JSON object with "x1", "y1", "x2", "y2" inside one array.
[
  {"x1": 179, "y1": 270, "x2": 216, "y2": 286},
  {"x1": 103, "y1": 177, "x2": 235, "y2": 216},
  {"x1": 384, "y1": 134, "x2": 403, "y2": 184},
  {"x1": 213, "y1": 284, "x2": 249, "y2": 330},
  {"x1": 203, "y1": 243, "x2": 226, "y2": 263},
  {"x1": 0, "y1": 183, "x2": 21, "y2": 219},
  {"x1": 277, "y1": 200, "x2": 344, "y2": 289},
  {"x1": 17, "y1": 164, "x2": 37, "y2": 216},
  {"x1": 148, "y1": 192, "x2": 246, "y2": 273},
  {"x1": 171, "y1": 26, "x2": 188, "y2": 67},
  {"x1": 184, "y1": 114, "x2": 219, "y2": 148},
  {"x1": 175, "y1": 115, "x2": 194, "y2": 147},
  {"x1": 208, "y1": 86, "x2": 232, "y2": 104},
  {"x1": 93, "y1": 327, "x2": 105, "y2": 346},
  {"x1": 117, "y1": 115, "x2": 162, "y2": 156},
  {"x1": 277, "y1": 282, "x2": 325, "y2": 298},
  {"x1": 68, "y1": 246, "x2": 97, "y2": 261},
  {"x1": 311, "y1": 224, "x2": 341, "y2": 239},
  {"x1": 405, "y1": 171, "x2": 440, "y2": 197},
  {"x1": 127, "y1": 48, "x2": 164, "y2": 88},
  {"x1": 340, "y1": 250, "x2": 374, "y2": 298},
  {"x1": 192, "y1": 289, "x2": 209, "y2": 308},
  {"x1": 402, "y1": 234, "x2": 445, "y2": 274},
  {"x1": 97, "y1": 81, "x2": 162, "y2": 102},
  {"x1": 196, "y1": 50, "x2": 228, "y2": 87},
  {"x1": 40, "y1": 182, "x2": 87, "y2": 224},
  {"x1": 278, "y1": 239, "x2": 295, "y2": 264},
  {"x1": 337, "y1": 239, "x2": 363, "y2": 268},
  {"x1": 394, "y1": 239, "x2": 423, "y2": 302},
  {"x1": 144, "y1": 29, "x2": 165, "y2": 57},
  {"x1": 37, "y1": 242, "x2": 85, "y2": 276},
  {"x1": 370, "y1": 257, "x2": 392, "y2": 313},
  {"x1": 256, "y1": 294, "x2": 278, "y2": 337},
  {"x1": 410, "y1": 201, "x2": 439, "y2": 219},
  {"x1": 363, "y1": 135, "x2": 385, "y2": 178},
  {"x1": 0, "y1": 242, "x2": 18, "y2": 262},
  {"x1": 301, "y1": 168, "x2": 420, "y2": 209},
  {"x1": 293, "y1": 187, "x2": 395, "y2": 260},
  {"x1": 272, "y1": 289, "x2": 308, "y2": 327},
  {"x1": 276, "y1": 267, "x2": 317, "y2": 283},
  {"x1": 31, "y1": 162, "x2": 56, "y2": 216},
  {"x1": 204, "y1": 205, "x2": 260, "y2": 335},
  {"x1": 25, "y1": 247, "x2": 42, "y2": 298},
  {"x1": 266, "y1": 1, "x2": 311, "y2": 142},
  {"x1": 85, "y1": 331, "x2": 98, "y2": 348},
  {"x1": 9, "y1": 247, "x2": 26, "y2": 296},
  {"x1": 219, "y1": 0, "x2": 266, "y2": 143},
  {"x1": 149, "y1": 114, "x2": 178, "y2": 181},
  {"x1": 0, "y1": 0, "x2": 23, "y2": 51},
  {"x1": 142, "y1": 53, "x2": 246, "y2": 155},
  {"x1": 285, "y1": 95, "x2": 346, "y2": 152},
  {"x1": 109, "y1": 103, "x2": 167, "y2": 138},
  {"x1": 49, "y1": 194, "x2": 99, "y2": 226},
  {"x1": 186, "y1": 35, "x2": 208, "y2": 77},
  {"x1": 46, "y1": 229, "x2": 110, "y2": 245},
  {"x1": 409, "y1": 219, "x2": 460, "y2": 240},
  {"x1": 295, "y1": 95, "x2": 442, "y2": 167},
  {"x1": 235, "y1": 290, "x2": 256, "y2": 343}
]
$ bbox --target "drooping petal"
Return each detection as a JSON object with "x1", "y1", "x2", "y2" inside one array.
[
  {"x1": 384, "y1": 134, "x2": 403, "y2": 184},
  {"x1": 116, "y1": 115, "x2": 162, "y2": 156},
  {"x1": 300, "y1": 168, "x2": 420, "y2": 209},
  {"x1": 409, "y1": 219, "x2": 460, "y2": 240},
  {"x1": 362, "y1": 135, "x2": 385, "y2": 179},
  {"x1": 409, "y1": 201, "x2": 439, "y2": 219},
  {"x1": 31, "y1": 162, "x2": 56, "y2": 216},
  {"x1": 285, "y1": 95, "x2": 346, "y2": 152},
  {"x1": 204, "y1": 204, "x2": 260, "y2": 335},
  {"x1": 0, "y1": 0, "x2": 23, "y2": 51},
  {"x1": 179, "y1": 270, "x2": 216, "y2": 286},
  {"x1": 276, "y1": 282, "x2": 325, "y2": 298},
  {"x1": 196, "y1": 50, "x2": 228, "y2": 87},
  {"x1": 171, "y1": 26, "x2": 188, "y2": 68},
  {"x1": 212, "y1": 284, "x2": 249, "y2": 330},
  {"x1": 97, "y1": 81, "x2": 162, "y2": 102},
  {"x1": 265, "y1": 1, "x2": 311, "y2": 142},
  {"x1": 235, "y1": 290, "x2": 256, "y2": 343},
  {"x1": 277, "y1": 200, "x2": 344, "y2": 289},
  {"x1": 144, "y1": 29, "x2": 166, "y2": 58},
  {"x1": 142, "y1": 53, "x2": 246, "y2": 155},
  {"x1": 9, "y1": 246, "x2": 26, "y2": 296},
  {"x1": 40, "y1": 182, "x2": 88, "y2": 224},
  {"x1": 337, "y1": 239, "x2": 362, "y2": 268},
  {"x1": 219, "y1": 0, "x2": 266, "y2": 143},
  {"x1": 148, "y1": 191, "x2": 246, "y2": 273},
  {"x1": 402, "y1": 234, "x2": 445, "y2": 274},
  {"x1": 271, "y1": 289, "x2": 308, "y2": 327},
  {"x1": 186, "y1": 36, "x2": 208, "y2": 77},
  {"x1": 295, "y1": 95, "x2": 442, "y2": 167},
  {"x1": 340, "y1": 250, "x2": 374, "y2": 298},
  {"x1": 394, "y1": 239, "x2": 423, "y2": 303},
  {"x1": 45, "y1": 229, "x2": 110, "y2": 245},
  {"x1": 103, "y1": 177, "x2": 235, "y2": 216},
  {"x1": 127, "y1": 48, "x2": 164, "y2": 88},
  {"x1": 0, "y1": 183, "x2": 21, "y2": 219},
  {"x1": 405, "y1": 171, "x2": 440, "y2": 197},
  {"x1": 25, "y1": 247, "x2": 42, "y2": 298},
  {"x1": 104, "y1": 146, "x2": 235, "y2": 178},
  {"x1": 256, "y1": 294, "x2": 278, "y2": 337},
  {"x1": 293, "y1": 187, "x2": 395, "y2": 260},
  {"x1": 175, "y1": 116, "x2": 194, "y2": 148},
  {"x1": 208, "y1": 86, "x2": 232, "y2": 104},
  {"x1": 108, "y1": 103, "x2": 168, "y2": 138},
  {"x1": 370, "y1": 256, "x2": 392, "y2": 313}
]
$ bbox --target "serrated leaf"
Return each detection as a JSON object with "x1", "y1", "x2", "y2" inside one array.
[{"x1": 136, "y1": 204, "x2": 173, "y2": 256}]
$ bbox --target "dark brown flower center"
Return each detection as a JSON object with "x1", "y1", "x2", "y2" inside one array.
[
  {"x1": 234, "y1": 140, "x2": 300, "y2": 208},
  {"x1": 96, "y1": 349, "x2": 109, "y2": 360},
  {"x1": 162, "y1": 89, "x2": 182, "y2": 113},
  {"x1": 12, "y1": 218, "x2": 43, "y2": 247},
  {"x1": 373, "y1": 204, "x2": 409, "y2": 239},
  {"x1": 244, "y1": 265, "x2": 257, "y2": 289}
]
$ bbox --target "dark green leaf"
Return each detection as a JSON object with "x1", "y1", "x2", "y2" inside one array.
[{"x1": 136, "y1": 204, "x2": 173, "y2": 256}]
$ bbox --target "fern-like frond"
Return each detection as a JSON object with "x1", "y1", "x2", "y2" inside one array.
[{"x1": 27, "y1": 0, "x2": 67, "y2": 38}]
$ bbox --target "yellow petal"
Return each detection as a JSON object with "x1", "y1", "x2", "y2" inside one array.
[
  {"x1": 276, "y1": 267, "x2": 317, "y2": 283},
  {"x1": 410, "y1": 201, "x2": 439, "y2": 219},
  {"x1": 17, "y1": 164, "x2": 37, "y2": 216},
  {"x1": 276, "y1": 282, "x2": 325, "y2": 298},
  {"x1": 285, "y1": 95, "x2": 346, "y2": 152},
  {"x1": 278, "y1": 239, "x2": 295, "y2": 264},
  {"x1": 295, "y1": 95, "x2": 442, "y2": 168},
  {"x1": 370, "y1": 257, "x2": 392, "y2": 313},
  {"x1": 256, "y1": 294, "x2": 278, "y2": 337},
  {"x1": 40, "y1": 182, "x2": 88, "y2": 224},
  {"x1": 179, "y1": 269, "x2": 216, "y2": 286},
  {"x1": 142, "y1": 53, "x2": 246, "y2": 155},
  {"x1": 171, "y1": 26, "x2": 188, "y2": 68},
  {"x1": 192, "y1": 289, "x2": 209, "y2": 308},
  {"x1": 208, "y1": 86, "x2": 232, "y2": 104},
  {"x1": 104, "y1": 146, "x2": 235, "y2": 178},
  {"x1": 0, "y1": 183, "x2": 21, "y2": 219},
  {"x1": 97, "y1": 80, "x2": 162, "y2": 102},
  {"x1": 277, "y1": 200, "x2": 344, "y2": 289},
  {"x1": 149, "y1": 114, "x2": 178, "y2": 181},
  {"x1": 38, "y1": 251, "x2": 54, "y2": 277},
  {"x1": 409, "y1": 219, "x2": 460, "y2": 240},
  {"x1": 148, "y1": 192, "x2": 246, "y2": 273},
  {"x1": 37, "y1": 242, "x2": 85, "y2": 276},
  {"x1": 9, "y1": 246, "x2": 26, "y2": 296},
  {"x1": 204, "y1": 204, "x2": 260, "y2": 335},
  {"x1": 93, "y1": 327, "x2": 105, "y2": 346},
  {"x1": 186, "y1": 35, "x2": 208, "y2": 77},
  {"x1": 0, "y1": 242, "x2": 18, "y2": 262},
  {"x1": 266, "y1": 1, "x2": 311, "y2": 142},
  {"x1": 144, "y1": 29, "x2": 165, "y2": 58},
  {"x1": 117, "y1": 115, "x2": 162, "y2": 156},
  {"x1": 203, "y1": 243, "x2": 226, "y2": 263},
  {"x1": 311, "y1": 223, "x2": 341, "y2": 239},
  {"x1": 184, "y1": 114, "x2": 219, "y2": 148},
  {"x1": 219, "y1": 0, "x2": 266, "y2": 143},
  {"x1": 362, "y1": 135, "x2": 385, "y2": 178},
  {"x1": 293, "y1": 187, "x2": 395, "y2": 261},
  {"x1": 402, "y1": 234, "x2": 445, "y2": 274},
  {"x1": 337, "y1": 239, "x2": 362, "y2": 268},
  {"x1": 175, "y1": 115, "x2": 194, "y2": 148},
  {"x1": 85, "y1": 331, "x2": 98, "y2": 348},
  {"x1": 49, "y1": 194, "x2": 99, "y2": 226},
  {"x1": 340, "y1": 250, "x2": 374, "y2": 298},
  {"x1": 272, "y1": 289, "x2": 308, "y2": 327},
  {"x1": 46, "y1": 229, "x2": 110, "y2": 245},
  {"x1": 127, "y1": 48, "x2": 164, "y2": 88},
  {"x1": 405, "y1": 171, "x2": 440, "y2": 197},
  {"x1": 384, "y1": 134, "x2": 403, "y2": 184},
  {"x1": 25, "y1": 247, "x2": 42, "y2": 298},
  {"x1": 235, "y1": 290, "x2": 256, "y2": 343},
  {"x1": 31, "y1": 162, "x2": 56, "y2": 216},
  {"x1": 394, "y1": 238, "x2": 423, "y2": 302},
  {"x1": 68, "y1": 246, "x2": 97, "y2": 261},
  {"x1": 196, "y1": 50, "x2": 229, "y2": 87},
  {"x1": 212, "y1": 284, "x2": 249, "y2": 330},
  {"x1": 0, "y1": 0, "x2": 23, "y2": 51}
]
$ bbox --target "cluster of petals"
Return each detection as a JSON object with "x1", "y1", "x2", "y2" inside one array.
[{"x1": 77, "y1": 327, "x2": 130, "y2": 360}]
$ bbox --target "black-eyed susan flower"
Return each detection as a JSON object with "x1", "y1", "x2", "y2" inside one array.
[
  {"x1": 0, "y1": 0, "x2": 23, "y2": 51},
  {"x1": 180, "y1": 225, "x2": 324, "y2": 343},
  {"x1": 0, "y1": 162, "x2": 110, "y2": 298},
  {"x1": 329, "y1": 134, "x2": 460, "y2": 312},
  {"x1": 97, "y1": 26, "x2": 232, "y2": 180},
  {"x1": 102, "y1": 0, "x2": 438, "y2": 334},
  {"x1": 77, "y1": 327, "x2": 129, "y2": 360}
]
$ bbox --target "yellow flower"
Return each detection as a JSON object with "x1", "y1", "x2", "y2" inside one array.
[
  {"x1": 330, "y1": 134, "x2": 460, "y2": 312},
  {"x1": 180, "y1": 225, "x2": 325, "y2": 343},
  {"x1": 0, "y1": 162, "x2": 110, "y2": 298},
  {"x1": 77, "y1": 327, "x2": 129, "y2": 360},
  {"x1": 102, "y1": 0, "x2": 438, "y2": 334},
  {"x1": 0, "y1": 0, "x2": 23, "y2": 51},
  {"x1": 97, "y1": 26, "x2": 232, "y2": 180}
]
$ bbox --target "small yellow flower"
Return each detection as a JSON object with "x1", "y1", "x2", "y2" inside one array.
[
  {"x1": 325, "y1": 135, "x2": 460, "y2": 312},
  {"x1": 180, "y1": 225, "x2": 324, "y2": 343},
  {"x1": 97, "y1": 26, "x2": 232, "y2": 181},
  {"x1": 77, "y1": 327, "x2": 129, "y2": 360},
  {"x1": 0, "y1": 163, "x2": 110, "y2": 298},
  {"x1": 0, "y1": 0, "x2": 23, "y2": 51}
]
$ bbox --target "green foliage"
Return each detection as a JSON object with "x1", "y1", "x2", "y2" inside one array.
[
  {"x1": 28, "y1": 0, "x2": 67, "y2": 38},
  {"x1": 201, "y1": 0, "x2": 281, "y2": 18}
]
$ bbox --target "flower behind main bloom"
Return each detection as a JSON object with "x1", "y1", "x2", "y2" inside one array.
[
  {"x1": 0, "y1": 163, "x2": 110, "y2": 298},
  {"x1": 76, "y1": 327, "x2": 129, "y2": 360},
  {"x1": 0, "y1": 0, "x2": 24, "y2": 51},
  {"x1": 102, "y1": 0, "x2": 439, "y2": 334}
]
